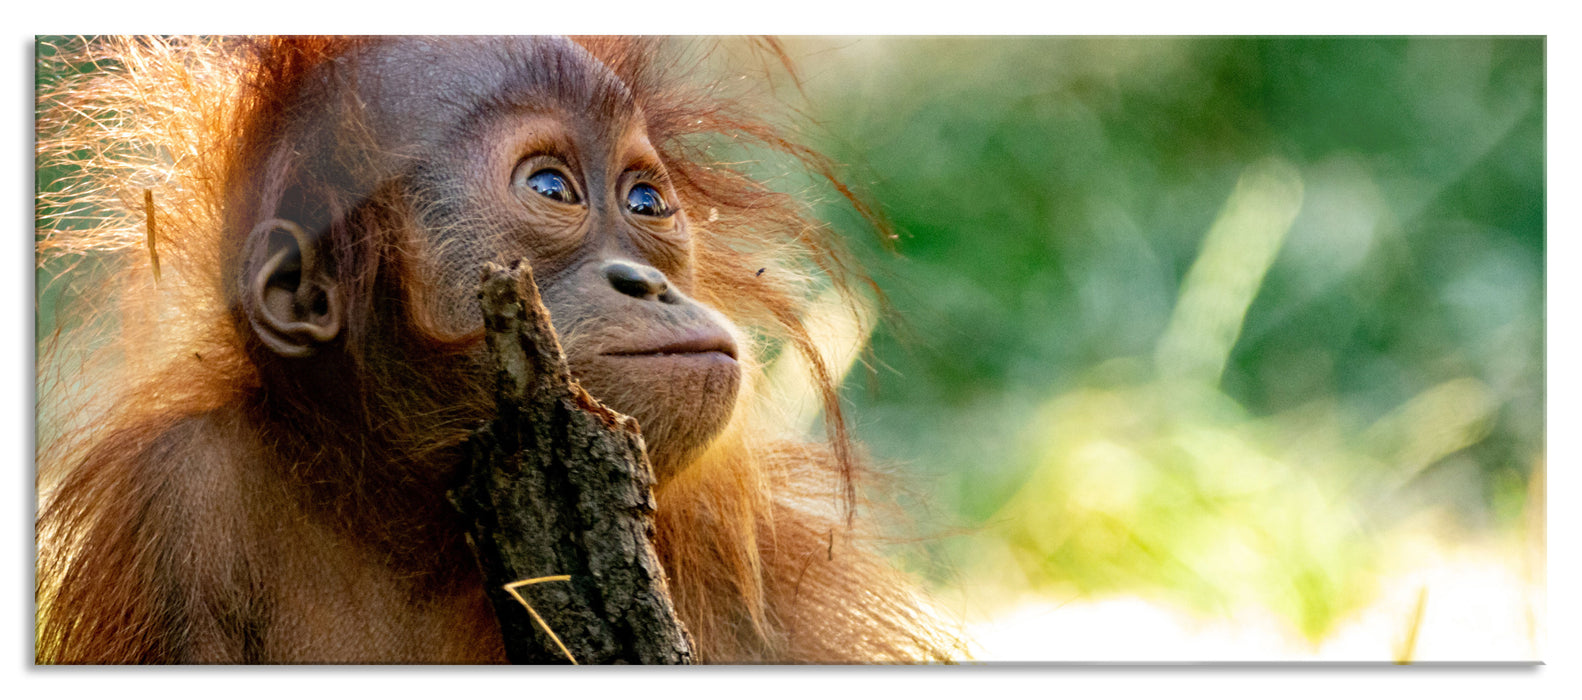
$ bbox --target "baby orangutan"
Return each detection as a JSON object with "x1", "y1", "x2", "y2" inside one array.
[{"x1": 35, "y1": 36, "x2": 961, "y2": 664}]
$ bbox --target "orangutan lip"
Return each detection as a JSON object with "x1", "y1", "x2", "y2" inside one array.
[{"x1": 602, "y1": 334, "x2": 738, "y2": 360}]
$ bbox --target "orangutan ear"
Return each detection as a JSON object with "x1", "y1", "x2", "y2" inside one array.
[{"x1": 242, "y1": 219, "x2": 343, "y2": 358}]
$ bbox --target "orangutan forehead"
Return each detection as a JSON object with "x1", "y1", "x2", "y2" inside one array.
[{"x1": 334, "y1": 36, "x2": 641, "y2": 155}]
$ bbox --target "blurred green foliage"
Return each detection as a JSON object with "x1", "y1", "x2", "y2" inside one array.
[{"x1": 791, "y1": 37, "x2": 1543, "y2": 637}]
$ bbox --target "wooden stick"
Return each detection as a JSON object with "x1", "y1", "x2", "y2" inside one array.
[
  {"x1": 143, "y1": 189, "x2": 161, "y2": 284},
  {"x1": 449, "y1": 260, "x2": 694, "y2": 665}
]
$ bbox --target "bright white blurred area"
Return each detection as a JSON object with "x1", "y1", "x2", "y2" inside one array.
[{"x1": 961, "y1": 534, "x2": 1541, "y2": 662}]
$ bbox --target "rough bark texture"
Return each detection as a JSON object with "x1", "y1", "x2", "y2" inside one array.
[{"x1": 448, "y1": 261, "x2": 693, "y2": 665}]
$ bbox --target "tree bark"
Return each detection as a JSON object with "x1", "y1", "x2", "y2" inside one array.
[{"x1": 448, "y1": 261, "x2": 693, "y2": 665}]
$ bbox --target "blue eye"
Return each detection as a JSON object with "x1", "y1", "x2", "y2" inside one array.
[
  {"x1": 626, "y1": 183, "x2": 670, "y2": 217},
  {"x1": 524, "y1": 169, "x2": 578, "y2": 204}
]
